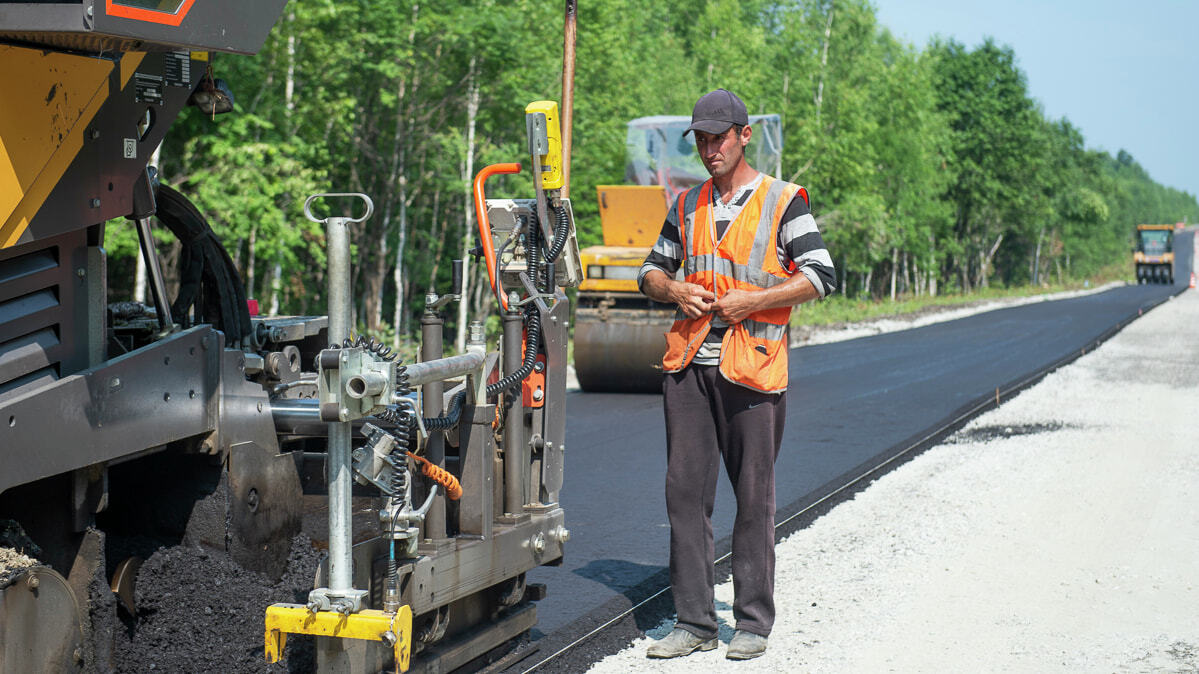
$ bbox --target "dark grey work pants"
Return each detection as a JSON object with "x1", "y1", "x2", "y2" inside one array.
[{"x1": 663, "y1": 364, "x2": 786, "y2": 638}]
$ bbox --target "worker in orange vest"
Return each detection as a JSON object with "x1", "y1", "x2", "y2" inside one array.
[{"x1": 639, "y1": 89, "x2": 836, "y2": 661}]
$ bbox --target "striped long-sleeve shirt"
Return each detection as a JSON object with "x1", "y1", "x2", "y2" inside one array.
[{"x1": 637, "y1": 175, "x2": 836, "y2": 364}]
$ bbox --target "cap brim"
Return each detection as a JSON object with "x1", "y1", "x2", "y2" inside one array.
[{"x1": 683, "y1": 119, "x2": 735, "y2": 137}]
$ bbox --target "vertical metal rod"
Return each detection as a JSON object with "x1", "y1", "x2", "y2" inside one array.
[
  {"x1": 560, "y1": 0, "x2": 577, "y2": 199},
  {"x1": 326, "y1": 216, "x2": 353, "y2": 592},
  {"x1": 502, "y1": 307, "x2": 526, "y2": 515},
  {"x1": 134, "y1": 217, "x2": 174, "y2": 331},
  {"x1": 421, "y1": 298, "x2": 446, "y2": 539}
]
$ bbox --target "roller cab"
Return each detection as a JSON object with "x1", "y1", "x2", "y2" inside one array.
[{"x1": 1134, "y1": 224, "x2": 1174, "y2": 284}]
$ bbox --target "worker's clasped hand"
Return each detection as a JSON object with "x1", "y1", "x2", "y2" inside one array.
[
  {"x1": 671, "y1": 282, "x2": 716, "y2": 319},
  {"x1": 672, "y1": 285, "x2": 761, "y2": 323},
  {"x1": 711, "y1": 288, "x2": 757, "y2": 325}
]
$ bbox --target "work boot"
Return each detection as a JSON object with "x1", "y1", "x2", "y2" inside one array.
[
  {"x1": 646, "y1": 628, "x2": 718, "y2": 659},
  {"x1": 726, "y1": 630, "x2": 768, "y2": 660}
]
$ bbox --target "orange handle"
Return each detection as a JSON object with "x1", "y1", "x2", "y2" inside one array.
[
  {"x1": 473, "y1": 163, "x2": 522, "y2": 311},
  {"x1": 408, "y1": 452, "x2": 462, "y2": 501}
]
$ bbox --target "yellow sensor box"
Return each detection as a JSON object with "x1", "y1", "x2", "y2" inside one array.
[{"x1": 525, "y1": 100, "x2": 564, "y2": 190}]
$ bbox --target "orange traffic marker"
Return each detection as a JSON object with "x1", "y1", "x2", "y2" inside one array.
[{"x1": 1190, "y1": 272, "x2": 1196, "y2": 290}]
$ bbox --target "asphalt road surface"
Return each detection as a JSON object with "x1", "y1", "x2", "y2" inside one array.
[{"x1": 526, "y1": 231, "x2": 1192, "y2": 657}]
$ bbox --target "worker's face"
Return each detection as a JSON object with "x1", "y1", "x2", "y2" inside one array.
[{"x1": 694, "y1": 125, "x2": 751, "y2": 178}]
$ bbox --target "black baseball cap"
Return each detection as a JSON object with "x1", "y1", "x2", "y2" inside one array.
[{"x1": 684, "y1": 89, "x2": 749, "y2": 136}]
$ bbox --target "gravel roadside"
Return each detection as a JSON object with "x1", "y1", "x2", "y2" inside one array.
[{"x1": 587, "y1": 288, "x2": 1199, "y2": 672}]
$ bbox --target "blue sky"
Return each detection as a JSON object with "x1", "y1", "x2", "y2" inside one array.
[{"x1": 873, "y1": 0, "x2": 1199, "y2": 202}]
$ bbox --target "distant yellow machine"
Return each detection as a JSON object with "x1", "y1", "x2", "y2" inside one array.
[
  {"x1": 574, "y1": 184, "x2": 673, "y2": 392},
  {"x1": 1134, "y1": 224, "x2": 1174, "y2": 284}
]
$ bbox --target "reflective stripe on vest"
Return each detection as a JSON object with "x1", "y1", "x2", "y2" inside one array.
[{"x1": 662, "y1": 175, "x2": 802, "y2": 392}]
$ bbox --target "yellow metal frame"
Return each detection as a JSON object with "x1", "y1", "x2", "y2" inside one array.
[{"x1": 264, "y1": 604, "x2": 413, "y2": 671}]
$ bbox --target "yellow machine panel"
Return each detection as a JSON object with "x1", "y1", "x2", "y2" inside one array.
[
  {"x1": 596, "y1": 185, "x2": 668, "y2": 247},
  {"x1": 579, "y1": 246, "x2": 651, "y2": 294},
  {"x1": 0, "y1": 45, "x2": 120, "y2": 248}
]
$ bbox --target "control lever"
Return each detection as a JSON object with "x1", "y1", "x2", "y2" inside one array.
[
  {"x1": 451, "y1": 259, "x2": 463, "y2": 295},
  {"x1": 426, "y1": 259, "x2": 464, "y2": 311}
]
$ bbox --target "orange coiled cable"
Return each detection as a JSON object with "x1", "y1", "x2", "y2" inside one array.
[{"x1": 407, "y1": 452, "x2": 462, "y2": 501}]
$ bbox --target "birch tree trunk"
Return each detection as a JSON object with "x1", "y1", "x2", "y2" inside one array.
[
  {"x1": 455, "y1": 57, "x2": 480, "y2": 353},
  {"x1": 284, "y1": 8, "x2": 296, "y2": 136},
  {"x1": 980, "y1": 233, "x2": 1003, "y2": 288},
  {"x1": 1032, "y1": 226, "x2": 1044, "y2": 285},
  {"x1": 889, "y1": 246, "x2": 898, "y2": 301},
  {"x1": 815, "y1": 3, "x2": 835, "y2": 128},
  {"x1": 393, "y1": 174, "x2": 409, "y2": 337},
  {"x1": 426, "y1": 189, "x2": 445, "y2": 292},
  {"x1": 134, "y1": 246, "x2": 147, "y2": 303},
  {"x1": 246, "y1": 223, "x2": 258, "y2": 299},
  {"x1": 390, "y1": 4, "x2": 420, "y2": 349},
  {"x1": 269, "y1": 7, "x2": 296, "y2": 316}
]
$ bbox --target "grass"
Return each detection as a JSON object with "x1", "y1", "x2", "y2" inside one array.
[{"x1": 792, "y1": 264, "x2": 1131, "y2": 328}]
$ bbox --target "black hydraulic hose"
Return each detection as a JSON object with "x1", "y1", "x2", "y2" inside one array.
[
  {"x1": 485, "y1": 213, "x2": 542, "y2": 397},
  {"x1": 526, "y1": 214, "x2": 542, "y2": 295},
  {"x1": 424, "y1": 390, "x2": 467, "y2": 430},
  {"x1": 329, "y1": 334, "x2": 397, "y2": 361},
  {"x1": 485, "y1": 300, "x2": 540, "y2": 397},
  {"x1": 485, "y1": 304, "x2": 540, "y2": 397},
  {"x1": 545, "y1": 204, "x2": 570, "y2": 263},
  {"x1": 154, "y1": 184, "x2": 253, "y2": 343}
]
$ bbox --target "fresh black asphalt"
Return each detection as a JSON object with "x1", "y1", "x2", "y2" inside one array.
[{"x1": 524, "y1": 230, "x2": 1192, "y2": 664}]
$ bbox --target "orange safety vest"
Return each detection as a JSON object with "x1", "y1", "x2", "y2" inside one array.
[{"x1": 662, "y1": 175, "x2": 804, "y2": 393}]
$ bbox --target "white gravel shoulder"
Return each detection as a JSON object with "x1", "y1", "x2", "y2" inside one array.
[{"x1": 588, "y1": 288, "x2": 1199, "y2": 673}]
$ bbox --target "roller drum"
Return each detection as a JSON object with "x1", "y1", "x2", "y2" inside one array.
[{"x1": 573, "y1": 302, "x2": 673, "y2": 393}]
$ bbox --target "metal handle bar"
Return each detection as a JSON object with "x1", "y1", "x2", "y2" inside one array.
[
  {"x1": 401, "y1": 351, "x2": 486, "y2": 388},
  {"x1": 473, "y1": 163, "x2": 522, "y2": 311},
  {"x1": 304, "y1": 192, "x2": 375, "y2": 224}
]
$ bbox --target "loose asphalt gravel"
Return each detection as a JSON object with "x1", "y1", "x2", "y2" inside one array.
[
  {"x1": 585, "y1": 287, "x2": 1199, "y2": 672},
  {"x1": 113, "y1": 534, "x2": 320, "y2": 672}
]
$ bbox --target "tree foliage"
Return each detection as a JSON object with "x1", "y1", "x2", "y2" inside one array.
[{"x1": 114, "y1": 0, "x2": 1198, "y2": 347}]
